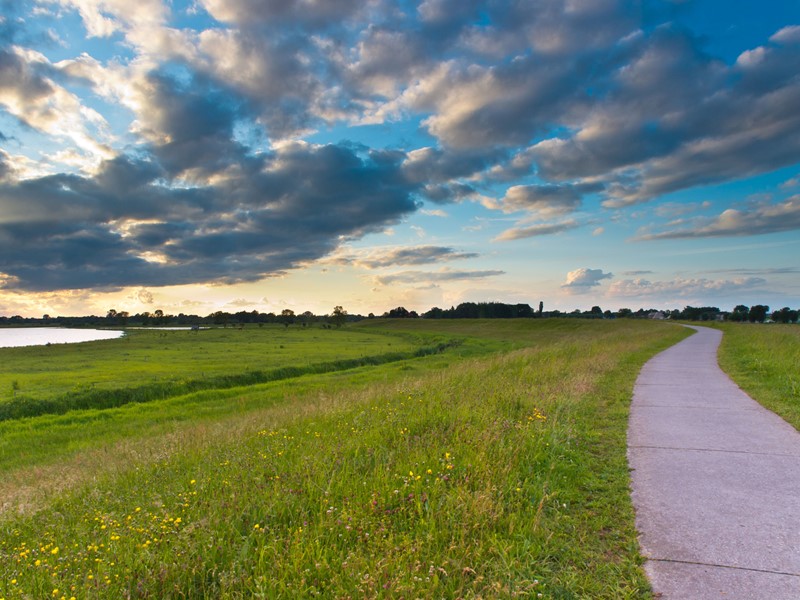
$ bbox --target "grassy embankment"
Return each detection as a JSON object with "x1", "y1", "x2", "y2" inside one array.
[
  {"x1": 712, "y1": 322, "x2": 800, "y2": 429},
  {"x1": 0, "y1": 319, "x2": 689, "y2": 599}
]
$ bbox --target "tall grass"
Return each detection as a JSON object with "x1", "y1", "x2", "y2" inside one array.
[
  {"x1": 0, "y1": 319, "x2": 688, "y2": 599},
  {"x1": 713, "y1": 323, "x2": 800, "y2": 429}
]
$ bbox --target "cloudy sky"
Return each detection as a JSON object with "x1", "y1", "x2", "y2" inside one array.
[{"x1": 1, "y1": 0, "x2": 799, "y2": 317}]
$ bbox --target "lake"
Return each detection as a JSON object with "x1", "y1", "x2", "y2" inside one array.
[{"x1": 0, "y1": 327, "x2": 125, "y2": 349}]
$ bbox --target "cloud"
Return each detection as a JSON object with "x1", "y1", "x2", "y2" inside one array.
[
  {"x1": 488, "y1": 184, "x2": 593, "y2": 217},
  {"x1": 136, "y1": 288, "x2": 154, "y2": 304},
  {"x1": 0, "y1": 45, "x2": 114, "y2": 167},
  {"x1": 0, "y1": 143, "x2": 419, "y2": 291},
  {"x1": 608, "y1": 276, "x2": 767, "y2": 298},
  {"x1": 636, "y1": 196, "x2": 800, "y2": 240},
  {"x1": 494, "y1": 219, "x2": 582, "y2": 241},
  {"x1": 374, "y1": 268, "x2": 504, "y2": 286},
  {"x1": 329, "y1": 245, "x2": 478, "y2": 269},
  {"x1": 621, "y1": 270, "x2": 654, "y2": 276},
  {"x1": 561, "y1": 268, "x2": 613, "y2": 292}
]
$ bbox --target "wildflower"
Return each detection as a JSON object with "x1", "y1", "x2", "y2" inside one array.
[{"x1": 51, "y1": 546, "x2": 59, "y2": 555}]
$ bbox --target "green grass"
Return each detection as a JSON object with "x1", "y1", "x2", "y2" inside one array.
[
  {"x1": 0, "y1": 327, "x2": 426, "y2": 421},
  {"x1": 712, "y1": 322, "x2": 800, "y2": 429},
  {"x1": 0, "y1": 319, "x2": 690, "y2": 599}
]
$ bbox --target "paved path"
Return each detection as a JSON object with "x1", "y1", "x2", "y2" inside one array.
[{"x1": 628, "y1": 325, "x2": 800, "y2": 599}]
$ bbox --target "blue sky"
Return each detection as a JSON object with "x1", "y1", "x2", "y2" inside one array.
[{"x1": 0, "y1": 0, "x2": 799, "y2": 317}]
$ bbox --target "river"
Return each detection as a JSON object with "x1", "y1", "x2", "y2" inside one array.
[{"x1": 0, "y1": 327, "x2": 125, "y2": 349}]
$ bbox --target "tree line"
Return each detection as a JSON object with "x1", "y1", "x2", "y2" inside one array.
[{"x1": 1, "y1": 301, "x2": 797, "y2": 327}]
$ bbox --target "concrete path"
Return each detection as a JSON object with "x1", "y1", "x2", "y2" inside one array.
[{"x1": 628, "y1": 325, "x2": 800, "y2": 599}]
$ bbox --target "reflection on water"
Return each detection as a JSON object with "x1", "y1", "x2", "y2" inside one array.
[{"x1": 0, "y1": 327, "x2": 124, "y2": 349}]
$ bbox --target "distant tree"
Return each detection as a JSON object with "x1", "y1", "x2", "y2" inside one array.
[
  {"x1": 772, "y1": 307, "x2": 799, "y2": 323},
  {"x1": 617, "y1": 308, "x2": 633, "y2": 318},
  {"x1": 748, "y1": 305, "x2": 769, "y2": 323},
  {"x1": 423, "y1": 307, "x2": 445, "y2": 319},
  {"x1": 730, "y1": 305, "x2": 749, "y2": 322},
  {"x1": 280, "y1": 308, "x2": 295, "y2": 328},
  {"x1": 590, "y1": 305, "x2": 603, "y2": 318},
  {"x1": 681, "y1": 306, "x2": 720, "y2": 321},
  {"x1": 538, "y1": 301, "x2": 544, "y2": 316},
  {"x1": 210, "y1": 311, "x2": 230, "y2": 327},
  {"x1": 384, "y1": 306, "x2": 412, "y2": 318},
  {"x1": 106, "y1": 309, "x2": 117, "y2": 320},
  {"x1": 330, "y1": 305, "x2": 347, "y2": 328}
]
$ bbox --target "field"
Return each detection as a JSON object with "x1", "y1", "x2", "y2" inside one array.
[
  {"x1": 713, "y1": 322, "x2": 800, "y2": 428},
  {"x1": 0, "y1": 319, "x2": 791, "y2": 599}
]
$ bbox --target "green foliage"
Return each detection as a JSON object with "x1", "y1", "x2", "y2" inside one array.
[{"x1": 0, "y1": 319, "x2": 690, "y2": 598}]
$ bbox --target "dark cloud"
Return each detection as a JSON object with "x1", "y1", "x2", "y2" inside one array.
[
  {"x1": 201, "y1": 0, "x2": 364, "y2": 29},
  {"x1": 0, "y1": 144, "x2": 419, "y2": 291}
]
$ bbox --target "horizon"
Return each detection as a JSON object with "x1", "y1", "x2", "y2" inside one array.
[{"x1": 1, "y1": 1, "x2": 799, "y2": 318}]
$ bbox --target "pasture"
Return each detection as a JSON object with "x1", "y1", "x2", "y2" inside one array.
[{"x1": 0, "y1": 319, "x2": 793, "y2": 599}]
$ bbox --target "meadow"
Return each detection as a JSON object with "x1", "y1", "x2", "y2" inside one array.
[
  {"x1": 0, "y1": 319, "x2": 792, "y2": 599},
  {"x1": 713, "y1": 322, "x2": 800, "y2": 428}
]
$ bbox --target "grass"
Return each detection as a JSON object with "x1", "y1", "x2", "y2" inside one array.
[
  {"x1": 0, "y1": 327, "x2": 426, "y2": 421},
  {"x1": 712, "y1": 322, "x2": 800, "y2": 430},
  {"x1": 0, "y1": 319, "x2": 690, "y2": 599}
]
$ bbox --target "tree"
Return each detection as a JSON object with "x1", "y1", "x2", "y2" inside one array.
[
  {"x1": 772, "y1": 307, "x2": 799, "y2": 323},
  {"x1": 384, "y1": 306, "x2": 411, "y2": 318},
  {"x1": 730, "y1": 305, "x2": 749, "y2": 322},
  {"x1": 748, "y1": 305, "x2": 769, "y2": 323},
  {"x1": 538, "y1": 301, "x2": 544, "y2": 316},
  {"x1": 280, "y1": 308, "x2": 295, "y2": 328},
  {"x1": 330, "y1": 305, "x2": 347, "y2": 328}
]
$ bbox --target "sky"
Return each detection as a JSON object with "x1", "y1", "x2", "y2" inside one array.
[{"x1": 1, "y1": 0, "x2": 799, "y2": 318}]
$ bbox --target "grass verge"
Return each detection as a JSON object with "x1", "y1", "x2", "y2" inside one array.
[
  {"x1": 712, "y1": 323, "x2": 800, "y2": 429},
  {"x1": 0, "y1": 319, "x2": 689, "y2": 599}
]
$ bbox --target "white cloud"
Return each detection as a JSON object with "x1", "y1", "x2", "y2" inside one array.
[
  {"x1": 561, "y1": 268, "x2": 613, "y2": 293},
  {"x1": 607, "y1": 276, "x2": 766, "y2": 298},
  {"x1": 374, "y1": 267, "x2": 504, "y2": 286},
  {"x1": 494, "y1": 219, "x2": 582, "y2": 241}
]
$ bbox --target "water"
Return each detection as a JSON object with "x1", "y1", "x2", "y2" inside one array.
[{"x1": 0, "y1": 327, "x2": 125, "y2": 349}]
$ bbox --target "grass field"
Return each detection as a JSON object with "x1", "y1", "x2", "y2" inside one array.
[
  {"x1": 0, "y1": 319, "x2": 708, "y2": 598},
  {"x1": 713, "y1": 322, "x2": 800, "y2": 429},
  {"x1": 0, "y1": 327, "x2": 436, "y2": 421}
]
